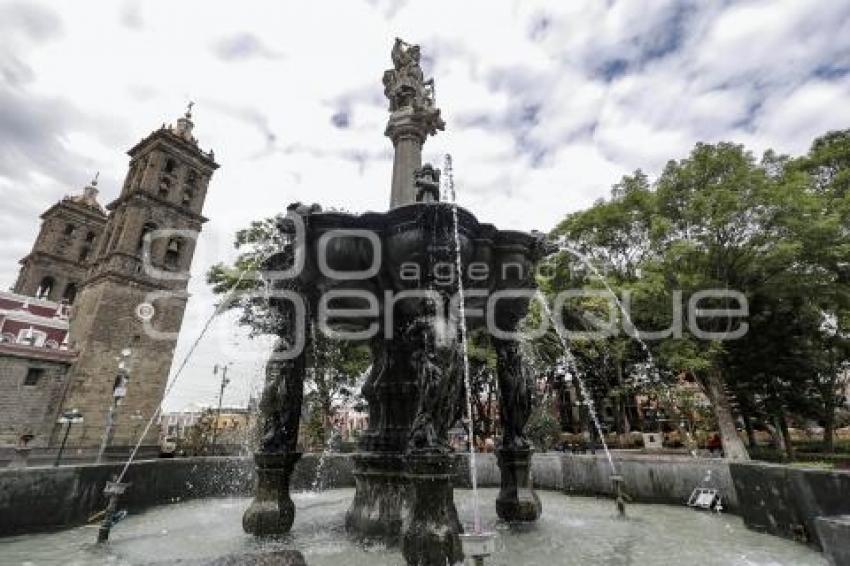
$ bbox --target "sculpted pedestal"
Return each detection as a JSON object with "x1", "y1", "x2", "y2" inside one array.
[{"x1": 243, "y1": 452, "x2": 302, "y2": 535}]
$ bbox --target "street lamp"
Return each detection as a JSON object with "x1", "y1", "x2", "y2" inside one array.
[
  {"x1": 96, "y1": 348, "x2": 132, "y2": 463},
  {"x1": 210, "y1": 363, "x2": 231, "y2": 456},
  {"x1": 55, "y1": 408, "x2": 84, "y2": 467},
  {"x1": 130, "y1": 410, "x2": 144, "y2": 447}
]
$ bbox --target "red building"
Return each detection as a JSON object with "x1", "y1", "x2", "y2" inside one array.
[{"x1": 0, "y1": 290, "x2": 77, "y2": 447}]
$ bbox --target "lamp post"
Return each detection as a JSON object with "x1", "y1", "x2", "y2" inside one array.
[
  {"x1": 130, "y1": 410, "x2": 144, "y2": 453},
  {"x1": 97, "y1": 348, "x2": 132, "y2": 463},
  {"x1": 55, "y1": 409, "x2": 84, "y2": 467},
  {"x1": 210, "y1": 363, "x2": 231, "y2": 456}
]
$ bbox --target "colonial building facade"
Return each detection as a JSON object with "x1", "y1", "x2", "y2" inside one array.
[{"x1": 0, "y1": 108, "x2": 218, "y2": 458}]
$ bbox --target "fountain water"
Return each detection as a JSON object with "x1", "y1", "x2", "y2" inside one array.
[
  {"x1": 95, "y1": 251, "x2": 273, "y2": 543},
  {"x1": 310, "y1": 427, "x2": 338, "y2": 493},
  {"x1": 536, "y1": 296, "x2": 617, "y2": 476},
  {"x1": 555, "y1": 241, "x2": 700, "y2": 456},
  {"x1": 446, "y1": 154, "x2": 496, "y2": 562}
]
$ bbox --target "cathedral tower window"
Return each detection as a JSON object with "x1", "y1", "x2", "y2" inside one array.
[
  {"x1": 36, "y1": 276, "x2": 55, "y2": 299},
  {"x1": 163, "y1": 158, "x2": 177, "y2": 174},
  {"x1": 63, "y1": 223, "x2": 75, "y2": 236},
  {"x1": 63, "y1": 282, "x2": 78, "y2": 303},
  {"x1": 164, "y1": 237, "x2": 183, "y2": 270},
  {"x1": 137, "y1": 222, "x2": 158, "y2": 255},
  {"x1": 182, "y1": 187, "x2": 195, "y2": 206},
  {"x1": 182, "y1": 170, "x2": 198, "y2": 206},
  {"x1": 158, "y1": 177, "x2": 172, "y2": 198}
]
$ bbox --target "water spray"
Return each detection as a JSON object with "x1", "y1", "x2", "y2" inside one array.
[
  {"x1": 96, "y1": 251, "x2": 273, "y2": 544},
  {"x1": 555, "y1": 240, "x2": 700, "y2": 456},
  {"x1": 445, "y1": 154, "x2": 495, "y2": 563},
  {"x1": 537, "y1": 293, "x2": 628, "y2": 518}
]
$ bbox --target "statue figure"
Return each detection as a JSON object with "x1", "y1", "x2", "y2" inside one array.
[
  {"x1": 407, "y1": 319, "x2": 462, "y2": 454},
  {"x1": 257, "y1": 338, "x2": 305, "y2": 453},
  {"x1": 494, "y1": 339, "x2": 533, "y2": 449},
  {"x1": 414, "y1": 164, "x2": 441, "y2": 203},
  {"x1": 382, "y1": 38, "x2": 445, "y2": 135}
]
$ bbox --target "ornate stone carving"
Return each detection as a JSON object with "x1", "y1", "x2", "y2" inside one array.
[
  {"x1": 384, "y1": 38, "x2": 445, "y2": 207},
  {"x1": 383, "y1": 38, "x2": 443, "y2": 127},
  {"x1": 414, "y1": 164, "x2": 441, "y2": 203},
  {"x1": 494, "y1": 338, "x2": 533, "y2": 450},
  {"x1": 407, "y1": 321, "x2": 463, "y2": 454},
  {"x1": 257, "y1": 339, "x2": 305, "y2": 454},
  {"x1": 402, "y1": 454, "x2": 463, "y2": 566}
]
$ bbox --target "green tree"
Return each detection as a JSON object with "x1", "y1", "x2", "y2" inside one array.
[
  {"x1": 184, "y1": 408, "x2": 216, "y2": 456},
  {"x1": 543, "y1": 140, "x2": 850, "y2": 461},
  {"x1": 525, "y1": 400, "x2": 561, "y2": 452}
]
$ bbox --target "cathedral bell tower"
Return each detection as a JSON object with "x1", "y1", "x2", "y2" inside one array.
[
  {"x1": 13, "y1": 176, "x2": 107, "y2": 304},
  {"x1": 58, "y1": 105, "x2": 219, "y2": 452}
]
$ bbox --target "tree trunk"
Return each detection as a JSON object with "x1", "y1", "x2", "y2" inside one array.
[
  {"x1": 777, "y1": 411, "x2": 795, "y2": 460},
  {"x1": 823, "y1": 397, "x2": 836, "y2": 453},
  {"x1": 613, "y1": 396, "x2": 624, "y2": 436},
  {"x1": 824, "y1": 414, "x2": 835, "y2": 453},
  {"x1": 704, "y1": 370, "x2": 750, "y2": 460},
  {"x1": 743, "y1": 416, "x2": 757, "y2": 448},
  {"x1": 766, "y1": 419, "x2": 783, "y2": 450}
]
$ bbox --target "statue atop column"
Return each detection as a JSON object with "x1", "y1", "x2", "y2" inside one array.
[
  {"x1": 384, "y1": 38, "x2": 445, "y2": 208},
  {"x1": 383, "y1": 38, "x2": 444, "y2": 133}
]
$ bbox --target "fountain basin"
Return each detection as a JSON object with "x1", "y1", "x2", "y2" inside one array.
[{"x1": 2, "y1": 488, "x2": 827, "y2": 565}]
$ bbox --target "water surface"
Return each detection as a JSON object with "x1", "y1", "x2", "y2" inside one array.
[{"x1": 0, "y1": 488, "x2": 826, "y2": 565}]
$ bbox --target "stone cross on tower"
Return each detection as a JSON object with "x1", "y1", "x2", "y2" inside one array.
[{"x1": 383, "y1": 38, "x2": 445, "y2": 208}]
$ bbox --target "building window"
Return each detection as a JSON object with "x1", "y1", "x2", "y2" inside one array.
[
  {"x1": 18, "y1": 328, "x2": 47, "y2": 347},
  {"x1": 158, "y1": 177, "x2": 171, "y2": 198},
  {"x1": 36, "y1": 276, "x2": 55, "y2": 299},
  {"x1": 164, "y1": 237, "x2": 183, "y2": 270},
  {"x1": 137, "y1": 222, "x2": 158, "y2": 255},
  {"x1": 63, "y1": 282, "x2": 78, "y2": 303},
  {"x1": 85, "y1": 231, "x2": 96, "y2": 243},
  {"x1": 24, "y1": 368, "x2": 45, "y2": 386},
  {"x1": 163, "y1": 158, "x2": 177, "y2": 174},
  {"x1": 182, "y1": 187, "x2": 194, "y2": 207},
  {"x1": 183, "y1": 170, "x2": 198, "y2": 206},
  {"x1": 63, "y1": 223, "x2": 75, "y2": 236}
]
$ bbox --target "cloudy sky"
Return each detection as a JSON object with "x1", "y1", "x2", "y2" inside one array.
[{"x1": 1, "y1": 0, "x2": 849, "y2": 411}]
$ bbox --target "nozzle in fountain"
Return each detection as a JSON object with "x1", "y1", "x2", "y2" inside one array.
[
  {"x1": 96, "y1": 480, "x2": 129, "y2": 543},
  {"x1": 459, "y1": 531, "x2": 496, "y2": 566},
  {"x1": 611, "y1": 475, "x2": 629, "y2": 518}
]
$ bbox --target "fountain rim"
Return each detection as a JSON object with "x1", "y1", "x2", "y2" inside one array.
[{"x1": 302, "y1": 203, "x2": 547, "y2": 251}]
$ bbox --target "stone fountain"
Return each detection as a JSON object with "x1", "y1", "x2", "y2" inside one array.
[{"x1": 243, "y1": 38, "x2": 550, "y2": 565}]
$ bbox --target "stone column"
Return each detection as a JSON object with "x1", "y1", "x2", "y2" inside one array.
[
  {"x1": 493, "y1": 337, "x2": 542, "y2": 522},
  {"x1": 346, "y1": 337, "x2": 419, "y2": 541},
  {"x1": 402, "y1": 454, "x2": 463, "y2": 566},
  {"x1": 243, "y1": 331, "x2": 306, "y2": 536},
  {"x1": 495, "y1": 448, "x2": 541, "y2": 522},
  {"x1": 386, "y1": 110, "x2": 427, "y2": 208},
  {"x1": 243, "y1": 452, "x2": 302, "y2": 535},
  {"x1": 345, "y1": 452, "x2": 410, "y2": 539}
]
